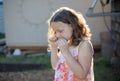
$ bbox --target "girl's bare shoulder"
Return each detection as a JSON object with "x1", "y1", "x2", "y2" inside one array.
[
  {"x1": 79, "y1": 40, "x2": 92, "y2": 47},
  {"x1": 78, "y1": 40, "x2": 93, "y2": 53}
]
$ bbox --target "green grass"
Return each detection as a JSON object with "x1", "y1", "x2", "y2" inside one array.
[
  {"x1": 94, "y1": 52, "x2": 120, "y2": 81},
  {"x1": 0, "y1": 55, "x2": 52, "y2": 70},
  {"x1": 0, "y1": 52, "x2": 120, "y2": 81}
]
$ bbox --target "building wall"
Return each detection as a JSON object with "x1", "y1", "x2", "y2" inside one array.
[{"x1": 4, "y1": 0, "x2": 110, "y2": 47}]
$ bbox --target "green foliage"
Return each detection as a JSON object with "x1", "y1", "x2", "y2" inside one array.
[{"x1": 0, "y1": 33, "x2": 5, "y2": 38}]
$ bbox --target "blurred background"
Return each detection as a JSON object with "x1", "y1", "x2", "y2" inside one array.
[{"x1": 0, "y1": 0, "x2": 120, "y2": 81}]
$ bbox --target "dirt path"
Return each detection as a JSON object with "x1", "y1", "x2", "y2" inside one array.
[{"x1": 0, "y1": 69, "x2": 54, "y2": 81}]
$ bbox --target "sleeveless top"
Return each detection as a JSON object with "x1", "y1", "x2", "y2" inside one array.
[{"x1": 54, "y1": 43, "x2": 94, "y2": 81}]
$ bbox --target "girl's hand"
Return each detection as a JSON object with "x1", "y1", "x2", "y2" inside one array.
[
  {"x1": 48, "y1": 35, "x2": 58, "y2": 49},
  {"x1": 57, "y1": 38, "x2": 70, "y2": 54}
]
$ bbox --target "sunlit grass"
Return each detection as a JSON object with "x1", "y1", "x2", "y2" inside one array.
[{"x1": 0, "y1": 54, "x2": 51, "y2": 70}]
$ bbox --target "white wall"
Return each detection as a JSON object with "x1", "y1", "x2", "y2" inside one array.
[{"x1": 4, "y1": 0, "x2": 110, "y2": 46}]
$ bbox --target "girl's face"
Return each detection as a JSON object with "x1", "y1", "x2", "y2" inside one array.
[{"x1": 51, "y1": 21, "x2": 73, "y2": 41}]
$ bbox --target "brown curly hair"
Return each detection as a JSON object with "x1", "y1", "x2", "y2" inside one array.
[{"x1": 48, "y1": 7, "x2": 91, "y2": 46}]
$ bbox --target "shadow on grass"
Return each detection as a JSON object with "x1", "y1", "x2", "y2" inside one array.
[{"x1": 94, "y1": 51, "x2": 120, "y2": 81}]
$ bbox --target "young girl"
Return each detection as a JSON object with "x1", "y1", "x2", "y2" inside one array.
[{"x1": 48, "y1": 7, "x2": 94, "y2": 81}]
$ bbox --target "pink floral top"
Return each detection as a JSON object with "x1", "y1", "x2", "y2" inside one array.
[{"x1": 54, "y1": 46, "x2": 94, "y2": 81}]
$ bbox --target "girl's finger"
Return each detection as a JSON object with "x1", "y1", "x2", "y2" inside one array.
[
  {"x1": 49, "y1": 36, "x2": 58, "y2": 42},
  {"x1": 58, "y1": 38, "x2": 67, "y2": 46},
  {"x1": 60, "y1": 38, "x2": 67, "y2": 45}
]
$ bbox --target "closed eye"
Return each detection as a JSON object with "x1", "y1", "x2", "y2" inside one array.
[{"x1": 56, "y1": 30, "x2": 63, "y2": 33}]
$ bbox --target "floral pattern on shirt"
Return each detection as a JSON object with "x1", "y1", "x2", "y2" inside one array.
[{"x1": 54, "y1": 48, "x2": 94, "y2": 81}]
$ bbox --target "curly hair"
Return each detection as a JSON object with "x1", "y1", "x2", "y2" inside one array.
[{"x1": 48, "y1": 7, "x2": 91, "y2": 46}]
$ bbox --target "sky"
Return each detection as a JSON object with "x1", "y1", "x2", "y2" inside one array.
[{"x1": 0, "y1": 0, "x2": 2, "y2": 2}]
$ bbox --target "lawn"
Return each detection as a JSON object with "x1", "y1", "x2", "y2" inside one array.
[
  {"x1": 94, "y1": 52, "x2": 120, "y2": 81},
  {"x1": 0, "y1": 51, "x2": 120, "y2": 81}
]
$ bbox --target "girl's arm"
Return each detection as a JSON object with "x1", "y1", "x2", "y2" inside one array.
[
  {"x1": 48, "y1": 35, "x2": 59, "y2": 70},
  {"x1": 58, "y1": 39, "x2": 93, "y2": 80},
  {"x1": 50, "y1": 47, "x2": 59, "y2": 70}
]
